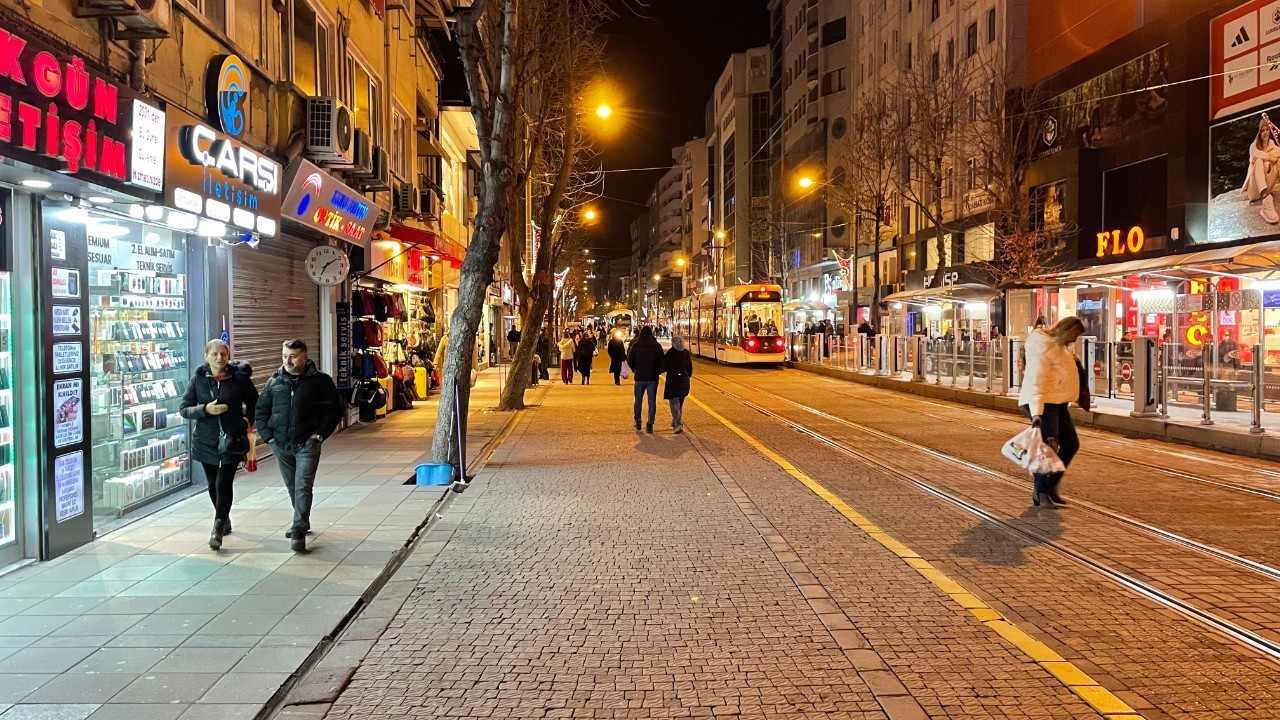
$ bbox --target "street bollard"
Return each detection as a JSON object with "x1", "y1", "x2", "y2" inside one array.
[
  {"x1": 912, "y1": 336, "x2": 926, "y2": 382},
  {"x1": 1252, "y1": 342, "x2": 1265, "y2": 434},
  {"x1": 967, "y1": 339, "x2": 975, "y2": 390},
  {"x1": 1201, "y1": 340, "x2": 1214, "y2": 426},
  {"x1": 876, "y1": 334, "x2": 890, "y2": 376},
  {"x1": 950, "y1": 338, "x2": 959, "y2": 386},
  {"x1": 934, "y1": 341, "x2": 943, "y2": 386},
  {"x1": 984, "y1": 341, "x2": 995, "y2": 393}
]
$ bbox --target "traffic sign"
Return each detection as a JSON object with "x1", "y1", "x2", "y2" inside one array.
[
  {"x1": 1093, "y1": 360, "x2": 1103, "y2": 377},
  {"x1": 1121, "y1": 362, "x2": 1132, "y2": 381}
]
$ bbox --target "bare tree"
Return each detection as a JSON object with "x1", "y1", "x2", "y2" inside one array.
[
  {"x1": 748, "y1": 196, "x2": 794, "y2": 288},
  {"x1": 497, "y1": 0, "x2": 612, "y2": 411},
  {"x1": 898, "y1": 46, "x2": 973, "y2": 289},
  {"x1": 826, "y1": 89, "x2": 904, "y2": 331},
  {"x1": 968, "y1": 46, "x2": 1070, "y2": 286},
  {"x1": 433, "y1": 0, "x2": 610, "y2": 461}
]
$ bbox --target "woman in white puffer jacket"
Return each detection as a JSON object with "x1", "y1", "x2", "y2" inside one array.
[{"x1": 1018, "y1": 316, "x2": 1085, "y2": 508}]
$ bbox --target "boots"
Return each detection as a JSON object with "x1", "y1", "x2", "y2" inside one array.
[
  {"x1": 1035, "y1": 492, "x2": 1056, "y2": 509},
  {"x1": 290, "y1": 527, "x2": 306, "y2": 553},
  {"x1": 209, "y1": 519, "x2": 224, "y2": 550},
  {"x1": 1046, "y1": 473, "x2": 1067, "y2": 506}
]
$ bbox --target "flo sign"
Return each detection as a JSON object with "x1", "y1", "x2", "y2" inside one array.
[{"x1": 0, "y1": 20, "x2": 160, "y2": 192}]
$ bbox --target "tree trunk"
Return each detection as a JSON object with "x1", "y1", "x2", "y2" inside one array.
[
  {"x1": 498, "y1": 281, "x2": 553, "y2": 410},
  {"x1": 431, "y1": 209, "x2": 506, "y2": 465}
]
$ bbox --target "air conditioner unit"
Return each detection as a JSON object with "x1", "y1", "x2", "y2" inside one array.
[
  {"x1": 347, "y1": 129, "x2": 373, "y2": 176},
  {"x1": 363, "y1": 147, "x2": 392, "y2": 192},
  {"x1": 304, "y1": 97, "x2": 354, "y2": 166},
  {"x1": 395, "y1": 183, "x2": 421, "y2": 216},
  {"x1": 76, "y1": 0, "x2": 171, "y2": 39},
  {"x1": 420, "y1": 189, "x2": 441, "y2": 220}
]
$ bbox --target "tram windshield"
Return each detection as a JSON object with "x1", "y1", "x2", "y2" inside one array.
[{"x1": 739, "y1": 302, "x2": 782, "y2": 337}]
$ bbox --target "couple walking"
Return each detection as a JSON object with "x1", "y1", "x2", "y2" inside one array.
[
  {"x1": 180, "y1": 339, "x2": 341, "y2": 553},
  {"x1": 625, "y1": 326, "x2": 693, "y2": 434}
]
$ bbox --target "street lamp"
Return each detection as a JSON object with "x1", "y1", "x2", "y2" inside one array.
[
  {"x1": 797, "y1": 176, "x2": 815, "y2": 190},
  {"x1": 583, "y1": 208, "x2": 598, "y2": 222},
  {"x1": 595, "y1": 104, "x2": 613, "y2": 119}
]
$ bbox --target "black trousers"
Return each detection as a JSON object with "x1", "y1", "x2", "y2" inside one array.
[{"x1": 201, "y1": 462, "x2": 237, "y2": 522}]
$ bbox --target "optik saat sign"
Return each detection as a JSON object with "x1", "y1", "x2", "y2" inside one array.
[{"x1": 0, "y1": 24, "x2": 154, "y2": 187}]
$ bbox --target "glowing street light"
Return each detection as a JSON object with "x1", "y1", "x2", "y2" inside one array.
[
  {"x1": 653, "y1": 274, "x2": 661, "y2": 282},
  {"x1": 595, "y1": 104, "x2": 613, "y2": 119},
  {"x1": 583, "y1": 208, "x2": 598, "y2": 222},
  {"x1": 715, "y1": 230, "x2": 726, "y2": 240},
  {"x1": 797, "y1": 176, "x2": 815, "y2": 190},
  {"x1": 676, "y1": 257, "x2": 686, "y2": 268}
]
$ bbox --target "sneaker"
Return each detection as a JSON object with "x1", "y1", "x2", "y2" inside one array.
[
  {"x1": 673, "y1": 426, "x2": 684, "y2": 435},
  {"x1": 291, "y1": 534, "x2": 306, "y2": 553},
  {"x1": 284, "y1": 529, "x2": 313, "y2": 539}
]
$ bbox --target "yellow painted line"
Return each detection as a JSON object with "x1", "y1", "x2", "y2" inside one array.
[{"x1": 688, "y1": 394, "x2": 1144, "y2": 719}]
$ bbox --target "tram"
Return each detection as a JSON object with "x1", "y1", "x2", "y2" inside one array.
[
  {"x1": 673, "y1": 284, "x2": 785, "y2": 363},
  {"x1": 605, "y1": 308, "x2": 635, "y2": 340}
]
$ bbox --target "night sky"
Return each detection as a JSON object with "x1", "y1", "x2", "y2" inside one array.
[{"x1": 589, "y1": 0, "x2": 770, "y2": 267}]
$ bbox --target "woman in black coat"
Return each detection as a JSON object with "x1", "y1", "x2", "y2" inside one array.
[
  {"x1": 179, "y1": 339, "x2": 258, "y2": 550},
  {"x1": 663, "y1": 335, "x2": 694, "y2": 434},
  {"x1": 607, "y1": 334, "x2": 627, "y2": 385},
  {"x1": 575, "y1": 334, "x2": 597, "y2": 385}
]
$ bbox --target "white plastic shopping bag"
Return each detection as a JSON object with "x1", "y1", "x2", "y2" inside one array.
[{"x1": 1001, "y1": 426, "x2": 1066, "y2": 475}]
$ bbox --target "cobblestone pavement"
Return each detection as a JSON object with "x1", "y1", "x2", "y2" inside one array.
[
  {"x1": 321, "y1": 363, "x2": 1106, "y2": 720},
  {"x1": 0, "y1": 370, "x2": 513, "y2": 720},
  {"x1": 689, "y1": 363, "x2": 1280, "y2": 720}
]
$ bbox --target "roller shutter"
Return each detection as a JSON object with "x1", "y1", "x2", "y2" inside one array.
[{"x1": 230, "y1": 235, "x2": 322, "y2": 392}]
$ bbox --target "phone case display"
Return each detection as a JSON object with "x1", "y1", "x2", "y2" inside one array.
[
  {"x1": 89, "y1": 265, "x2": 191, "y2": 518},
  {"x1": 0, "y1": 273, "x2": 14, "y2": 547}
]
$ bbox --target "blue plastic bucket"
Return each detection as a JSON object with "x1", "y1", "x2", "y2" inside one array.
[{"x1": 415, "y1": 463, "x2": 455, "y2": 486}]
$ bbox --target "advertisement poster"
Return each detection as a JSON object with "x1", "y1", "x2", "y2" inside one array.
[
  {"x1": 52, "y1": 305, "x2": 81, "y2": 335},
  {"x1": 52, "y1": 343, "x2": 82, "y2": 374},
  {"x1": 53, "y1": 452, "x2": 84, "y2": 522},
  {"x1": 1208, "y1": 102, "x2": 1280, "y2": 243},
  {"x1": 52, "y1": 378, "x2": 83, "y2": 448},
  {"x1": 51, "y1": 268, "x2": 80, "y2": 298},
  {"x1": 49, "y1": 229, "x2": 66, "y2": 261}
]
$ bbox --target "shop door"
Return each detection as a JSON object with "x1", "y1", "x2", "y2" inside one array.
[
  {"x1": 230, "y1": 236, "x2": 322, "y2": 401},
  {"x1": 0, "y1": 271, "x2": 18, "y2": 567}
]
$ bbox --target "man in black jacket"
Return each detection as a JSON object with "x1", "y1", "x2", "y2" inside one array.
[
  {"x1": 255, "y1": 339, "x2": 342, "y2": 552},
  {"x1": 626, "y1": 326, "x2": 666, "y2": 433}
]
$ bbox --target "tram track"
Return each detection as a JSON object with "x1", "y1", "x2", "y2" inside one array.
[
  {"x1": 691, "y1": 370, "x2": 1280, "y2": 664},
  {"x1": 757, "y1": 364, "x2": 1280, "y2": 503}
]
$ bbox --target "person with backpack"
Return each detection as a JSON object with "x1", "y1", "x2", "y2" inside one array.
[
  {"x1": 180, "y1": 339, "x2": 258, "y2": 551},
  {"x1": 626, "y1": 326, "x2": 666, "y2": 433},
  {"x1": 255, "y1": 339, "x2": 342, "y2": 552}
]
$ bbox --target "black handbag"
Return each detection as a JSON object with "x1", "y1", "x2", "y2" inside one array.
[{"x1": 218, "y1": 431, "x2": 251, "y2": 456}]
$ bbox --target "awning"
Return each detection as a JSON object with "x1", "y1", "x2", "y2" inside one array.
[
  {"x1": 883, "y1": 283, "x2": 1000, "y2": 304},
  {"x1": 388, "y1": 223, "x2": 467, "y2": 267},
  {"x1": 784, "y1": 300, "x2": 832, "y2": 313},
  {"x1": 1059, "y1": 240, "x2": 1280, "y2": 284}
]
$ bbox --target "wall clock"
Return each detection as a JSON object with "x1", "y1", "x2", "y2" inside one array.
[{"x1": 306, "y1": 245, "x2": 350, "y2": 286}]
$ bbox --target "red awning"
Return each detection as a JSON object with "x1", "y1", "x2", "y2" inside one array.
[{"x1": 388, "y1": 224, "x2": 467, "y2": 268}]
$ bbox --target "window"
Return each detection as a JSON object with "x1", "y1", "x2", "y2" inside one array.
[
  {"x1": 947, "y1": 39, "x2": 954, "y2": 70},
  {"x1": 200, "y1": 0, "x2": 226, "y2": 34},
  {"x1": 944, "y1": 166, "x2": 955, "y2": 199},
  {"x1": 821, "y1": 17, "x2": 846, "y2": 46},
  {"x1": 930, "y1": 51, "x2": 940, "y2": 82},
  {"x1": 821, "y1": 68, "x2": 846, "y2": 95},
  {"x1": 750, "y1": 93, "x2": 770, "y2": 198},
  {"x1": 968, "y1": 92, "x2": 978, "y2": 122},
  {"x1": 987, "y1": 8, "x2": 997, "y2": 43},
  {"x1": 966, "y1": 157, "x2": 977, "y2": 190},
  {"x1": 347, "y1": 55, "x2": 381, "y2": 143},
  {"x1": 290, "y1": 0, "x2": 332, "y2": 96},
  {"x1": 883, "y1": 40, "x2": 888, "y2": 65},
  {"x1": 905, "y1": 42, "x2": 912, "y2": 69},
  {"x1": 966, "y1": 22, "x2": 978, "y2": 57},
  {"x1": 392, "y1": 109, "x2": 410, "y2": 180},
  {"x1": 930, "y1": 0, "x2": 939, "y2": 21}
]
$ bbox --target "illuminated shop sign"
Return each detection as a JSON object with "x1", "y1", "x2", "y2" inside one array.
[
  {"x1": 205, "y1": 54, "x2": 248, "y2": 138},
  {"x1": 280, "y1": 158, "x2": 375, "y2": 246},
  {"x1": 0, "y1": 22, "x2": 160, "y2": 189},
  {"x1": 163, "y1": 106, "x2": 280, "y2": 237},
  {"x1": 1095, "y1": 226, "x2": 1147, "y2": 259}
]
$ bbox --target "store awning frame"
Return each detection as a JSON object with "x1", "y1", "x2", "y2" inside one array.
[
  {"x1": 883, "y1": 283, "x2": 1001, "y2": 305},
  {"x1": 387, "y1": 223, "x2": 467, "y2": 268},
  {"x1": 1058, "y1": 240, "x2": 1280, "y2": 285}
]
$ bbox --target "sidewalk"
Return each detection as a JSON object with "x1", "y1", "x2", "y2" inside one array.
[
  {"x1": 299, "y1": 373, "x2": 1103, "y2": 720},
  {"x1": 0, "y1": 368, "x2": 517, "y2": 720}
]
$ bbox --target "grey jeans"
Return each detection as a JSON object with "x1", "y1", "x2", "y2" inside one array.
[
  {"x1": 668, "y1": 397, "x2": 685, "y2": 428},
  {"x1": 274, "y1": 439, "x2": 322, "y2": 532}
]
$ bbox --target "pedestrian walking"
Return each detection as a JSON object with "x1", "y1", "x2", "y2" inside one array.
[
  {"x1": 627, "y1": 325, "x2": 666, "y2": 433},
  {"x1": 1018, "y1": 317, "x2": 1085, "y2": 509},
  {"x1": 664, "y1": 335, "x2": 693, "y2": 434},
  {"x1": 536, "y1": 329, "x2": 551, "y2": 380},
  {"x1": 507, "y1": 324, "x2": 521, "y2": 355},
  {"x1": 531, "y1": 353, "x2": 541, "y2": 386},
  {"x1": 255, "y1": 339, "x2": 342, "y2": 552},
  {"x1": 179, "y1": 339, "x2": 258, "y2": 551},
  {"x1": 557, "y1": 332, "x2": 576, "y2": 384},
  {"x1": 576, "y1": 332, "x2": 597, "y2": 384},
  {"x1": 607, "y1": 332, "x2": 627, "y2": 385}
]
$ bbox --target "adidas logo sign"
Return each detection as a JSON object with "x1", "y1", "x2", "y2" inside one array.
[{"x1": 1233, "y1": 25, "x2": 1251, "y2": 47}]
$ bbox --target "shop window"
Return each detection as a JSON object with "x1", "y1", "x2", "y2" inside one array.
[
  {"x1": 0, "y1": 272, "x2": 12, "y2": 548},
  {"x1": 290, "y1": 0, "x2": 333, "y2": 96},
  {"x1": 965, "y1": 223, "x2": 996, "y2": 262},
  {"x1": 44, "y1": 208, "x2": 194, "y2": 525}
]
